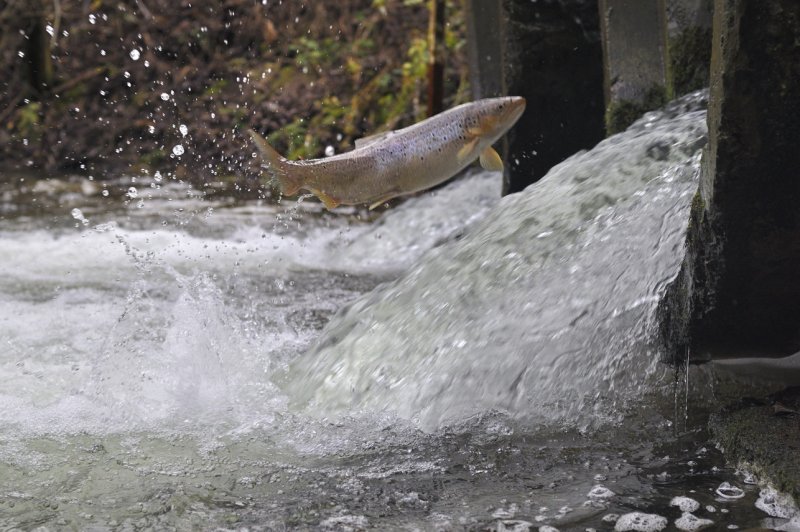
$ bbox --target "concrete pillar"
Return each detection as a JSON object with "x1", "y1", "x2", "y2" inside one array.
[
  {"x1": 599, "y1": 0, "x2": 669, "y2": 133},
  {"x1": 665, "y1": 0, "x2": 713, "y2": 96},
  {"x1": 464, "y1": 0, "x2": 506, "y2": 100},
  {"x1": 466, "y1": 0, "x2": 605, "y2": 194},
  {"x1": 658, "y1": 0, "x2": 800, "y2": 363}
]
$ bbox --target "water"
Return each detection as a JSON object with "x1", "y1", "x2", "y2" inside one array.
[{"x1": 1, "y1": 92, "x2": 796, "y2": 530}]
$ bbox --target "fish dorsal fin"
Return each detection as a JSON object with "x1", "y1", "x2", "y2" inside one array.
[
  {"x1": 479, "y1": 146, "x2": 504, "y2": 171},
  {"x1": 354, "y1": 130, "x2": 395, "y2": 150}
]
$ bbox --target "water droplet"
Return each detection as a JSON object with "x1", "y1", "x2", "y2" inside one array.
[
  {"x1": 179, "y1": 124, "x2": 188, "y2": 137},
  {"x1": 71, "y1": 208, "x2": 89, "y2": 226},
  {"x1": 126, "y1": 187, "x2": 138, "y2": 198},
  {"x1": 45, "y1": 24, "x2": 54, "y2": 37},
  {"x1": 324, "y1": 145, "x2": 335, "y2": 157},
  {"x1": 89, "y1": 13, "x2": 96, "y2": 24},
  {"x1": 129, "y1": 49, "x2": 140, "y2": 61},
  {"x1": 101, "y1": 189, "x2": 109, "y2": 197},
  {"x1": 160, "y1": 92, "x2": 170, "y2": 101},
  {"x1": 154, "y1": 171, "x2": 162, "y2": 182},
  {"x1": 17, "y1": 51, "x2": 25, "y2": 58},
  {"x1": 148, "y1": 125, "x2": 155, "y2": 134},
  {"x1": 100, "y1": 49, "x2": 106, "y2": 56},
  {"x1": 172, "y1": 144, "x2": 185, "y2": 156}
]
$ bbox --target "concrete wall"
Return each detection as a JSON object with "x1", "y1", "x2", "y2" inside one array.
[{"x1": 658, "y1": 0, "x2": 800, "y2": 363}]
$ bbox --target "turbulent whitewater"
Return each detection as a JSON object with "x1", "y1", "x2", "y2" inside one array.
[{"x1": 6, "y1": 91, "x2": 785, "y2": 531}]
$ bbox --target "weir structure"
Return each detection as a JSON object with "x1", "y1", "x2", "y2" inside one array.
[
  {"x1": 465, "y1": 0, "x2": 712, "y2": 193},
  {"x1": 466, "y1": 0, "x2": 799, "y2": 365}
]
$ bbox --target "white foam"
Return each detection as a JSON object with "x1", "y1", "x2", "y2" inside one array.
[
  {"x1": 670, "y1": 496, "x2": 700, "y2": 513},
  {"x1": 319, "y1": 514, "x2": 369, "y2": 529},
  {"x1": 614, "y1": 512, "x2": 668, "y2": 531},
  {"x1": 756, "y1": 487, "x2": 800, "y2": 519},
  {"x1": 674, "y1": 513, "x2": 714, "y2": 531}
]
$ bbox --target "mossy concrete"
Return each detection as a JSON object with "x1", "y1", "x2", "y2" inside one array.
[
  {"x1": 605, "y1": 84, "x2": 668, "y2": 135},
  {"x1": 710, "y1": 387, "x2": 800, "y2": 504},
  {"x1": 668, "y1": 25, "x2": 712, "y2": 96},
  {"x1": 658, "y1": 0, "x2": 800, "y2": 363},
  {"x1": 599, "y1": 0, "x2": 669, "y2": 135},
  {"x1": 665, "y1": 0, "x2": 713, "y2": 96}
]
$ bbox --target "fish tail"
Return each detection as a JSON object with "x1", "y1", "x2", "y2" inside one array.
[{"x1": 248, "y1": 129, "x2": 303, "y2": 196}]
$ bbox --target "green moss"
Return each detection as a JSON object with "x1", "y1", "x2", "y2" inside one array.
[
  {"x1": 16, "y1": 101, "x2": 42, "y2": 140},
  {"x1": 669, "y1": 26, "x2": 712, "y2": 97},
  {"x1": 686, "y1": 189, "x2": 706, "y2": 233},
  {"x1": 710, "y1": 390, "x2": 800, "y2": 504},
  {"x1": 605, "y1": 85, "x2": 667, "y2": 135}
]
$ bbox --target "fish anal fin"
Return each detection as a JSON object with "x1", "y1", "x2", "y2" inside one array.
[
  {"x1": 311, "y1": 189, "x2": 340, "y2": 210},
  {"x1": 284, "y1": 182, "x2": 302, "y2": 196},
  {"x1": 457, "y1": 137, "x2": 479, "y2": 163},
  {"x1": 368, "y1": 191, "x2": 400, "y2": 210},
  {"x1": 479, "y1": 146, "x2": 504, "y2": 172}
]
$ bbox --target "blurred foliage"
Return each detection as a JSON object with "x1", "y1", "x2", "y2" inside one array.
[{"x1": 0, "y1": 0, "x2": 469, "y2": 195}]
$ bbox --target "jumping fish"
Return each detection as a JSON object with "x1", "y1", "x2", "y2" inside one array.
[{"x1": 248, "y1": 96, "x2": 526, "y2": 210}]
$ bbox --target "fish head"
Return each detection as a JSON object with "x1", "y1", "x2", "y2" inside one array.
[{"x1": 469, "y1": 96, "x2": 526, "y2": 139}]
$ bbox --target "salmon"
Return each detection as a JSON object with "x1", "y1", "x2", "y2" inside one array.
[{"x1": 249, "y1": 96, "x2": 526, "y2": 210}]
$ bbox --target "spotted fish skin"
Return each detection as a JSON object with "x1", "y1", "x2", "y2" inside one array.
[{"x1": 249, "y1": 96, "x2": 526, "y2": 210}]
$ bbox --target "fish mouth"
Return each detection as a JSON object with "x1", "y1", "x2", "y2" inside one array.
[{"x1": 506, "y1": 96, "x2": 526, "y2": 122}]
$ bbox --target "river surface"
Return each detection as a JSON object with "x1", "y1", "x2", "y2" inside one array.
[{"x1": 1, "y1": 92, "x2": 796, "y2": 530}]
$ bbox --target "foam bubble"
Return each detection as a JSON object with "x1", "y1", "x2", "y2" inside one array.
[
  {"x1": 588, "y1": 485, "x2": 615, "y2": 500},
  {"x1": 715, "y1": 482, "x2": 745, "y2": 500}
]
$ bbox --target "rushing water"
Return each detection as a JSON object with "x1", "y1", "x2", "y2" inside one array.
[{"x1": 2, "y1": 92, "x2": 798, "y2": 530}]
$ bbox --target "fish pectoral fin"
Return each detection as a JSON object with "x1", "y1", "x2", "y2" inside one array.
[
  {"x1": 368, "y1": 191, "x2": 400, "y2": 210},
  {"x1": 468, "y1": 116, "x2": 499, "y2": 138},
  {"x1": 479, "y1": 146, "x2": 504, "y2": 172},
  {"x1": 457, "y1": 137, "x2": 480, "y2": 163},
  {"x1": 310, "y1": 189, "x2": 340, "y2": 210}
]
